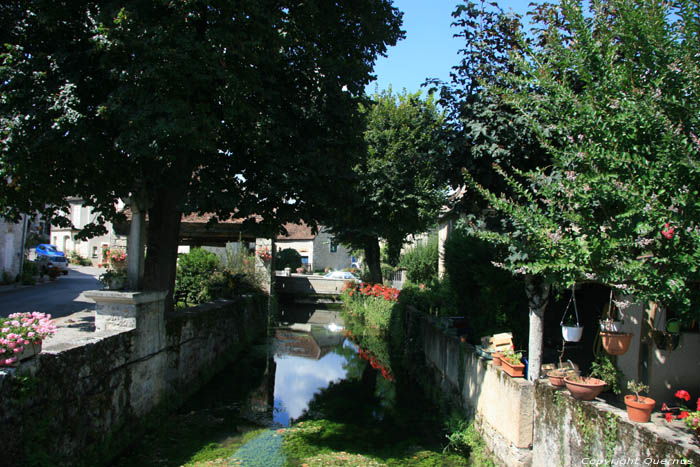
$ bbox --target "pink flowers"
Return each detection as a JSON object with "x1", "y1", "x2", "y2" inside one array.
[
  {"x1": 675, "y1": 389, "x2": 691, "y2": 401},
  {"x1": 661, "y1": 222, "x2": 675, "y2": 239},
  {"x1": 0, "y1": 312, "x2": 57, "y2": 366}
]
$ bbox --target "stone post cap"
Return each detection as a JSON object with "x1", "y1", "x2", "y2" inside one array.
[{"x1": 84, "y1": 290, "x2": 168, "y2": 305}]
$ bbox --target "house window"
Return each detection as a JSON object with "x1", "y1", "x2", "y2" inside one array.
[
  {"x1": 92, "y1": 246, "x2": 98, "y2": 258},
  {"x1": 301, "y1": 256, "x2": 309, "y2": 265},
  {"x1": 330, "y1": 240, "x2": 338, "y2": 253}
]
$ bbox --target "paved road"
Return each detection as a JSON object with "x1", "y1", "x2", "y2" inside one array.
[{"x1": 0, "y1": 265, "x2": 102, "y2": 318}]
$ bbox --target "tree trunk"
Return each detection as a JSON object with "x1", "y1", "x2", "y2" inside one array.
[
  {"x1": 364, "y1": 237, "x2": 382, "y2": 284},
  {"x1": 524, "y1": 274, "x2": 551, "y2": 381},
  {"x1": 143, "y1": 188, "x2": 182, "y2": 312}
]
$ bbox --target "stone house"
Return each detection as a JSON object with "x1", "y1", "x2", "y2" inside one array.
[
  {"x1": 0, "y1": 216, "x2": 28, "y2": 280},
  {"x1": 50, "y1": 198, "x2": 126, "y2": 264},
  {"x1": 276, "y1": 223, "x2": 353, "y2": 272}
]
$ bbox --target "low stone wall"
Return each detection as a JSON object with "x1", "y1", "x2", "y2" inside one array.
[
  {"x1": 533, "y1": 383, "x2": 700, "y2": 466},
  {"x1": 409, "y1": 309, "x2": 700, "y2": 467},
  {"x1": 416, "y1": 311, "x2": 534, "y2": 466},
  {"x1": 276, "y1": 274, "x2": 346, "y2": 295},
  {"x1": 0, "y1": 293, "x2": 267, "y2": 466}
]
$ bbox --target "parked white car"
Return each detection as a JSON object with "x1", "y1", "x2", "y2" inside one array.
[
  {"x1": 324, "y1": 271, "x2": 359, "y2": 281},
  {"x1": 37, "y1": 255, "x2": 69, "y2": 275}
]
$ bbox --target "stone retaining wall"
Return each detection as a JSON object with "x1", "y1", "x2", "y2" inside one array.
[
  {"x1": 0, "y1": 294, "x2": 267, "y2": 466},
  {"x1": 408, "y1": 309, "x2": 700, "y2": 467},
  {"x1": 414, "y1": 310, "x2": 534, "y2": 466}
]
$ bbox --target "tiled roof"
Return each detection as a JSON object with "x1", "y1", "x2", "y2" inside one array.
[{"x1": 277, "y1": 222, "x2": 316, "y2": 241}]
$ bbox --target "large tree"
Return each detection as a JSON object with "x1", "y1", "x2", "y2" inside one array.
[
  {"x1": 323, "y1": 89, "x2": 449, "y2": 284},
  {"x1": 461, "y1": 0, "x2": 700, "y2": 378},
  {"x1": 1, "y1": 1, "x2": 403, "y2": 307},
  {"x1": 430, "y1": 1, "x2": 553, "y2": 380}
]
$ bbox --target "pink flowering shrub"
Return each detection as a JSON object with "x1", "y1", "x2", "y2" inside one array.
[{"x1": 0, "y1": 312, "x2": 57, "y2": 366}]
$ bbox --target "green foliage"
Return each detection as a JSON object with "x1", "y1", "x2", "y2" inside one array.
[
  {"x1": 443, "y1": 413, "x2": 495, "y2": 466},
  {"x1": 428, "y1": 1, "x2": 545, "y2": 202},
  {"x1": 275, "y1": 248, "x2": 302, "y2": 271},
  {"x1": 627, "y1": 380, "x2": 649, "y2": 400},
  {"x1": 174, "y1": 248, "x2": 220, "y2": 306},
  {"x1": 1, "y1": 1, "x2": 403, "y2": 299},
  {"x1": 396, "y1": 281, "x2": 458, "y2": 318},
  {"x1": 69, "y1": 252, "x2": 92, "y2": 266},
  {"x1": 399, "y1": 234, "x2": 439, "y2": 284},
  {"x1": 324, "y1": 88, "x2": 450, "y2": 282},
  {"x1": 1, "y1": 270, "x2": 13, "y2": 285},
  {"x1": 341, "y1": 287, "x2": 395, "y2": 332},
  {"x1": 443, "y1": 227, "x2": 528, "y2": 345},
  {"x1": 174, "y1": 244, "x2": 265, "y2": 307},
  {"x1": 590, "y1": 354, "x2": 623, "y2": 395},
  {"x1": 459, "y1": 0, "x2": 700, "y2": 321},
  {"x1": 20, "y1": 261, "x2": 38, "y2": 285}
]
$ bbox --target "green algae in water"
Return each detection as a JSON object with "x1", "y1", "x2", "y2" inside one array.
[
  {"x1": 111, "y1": 312, "x2": 471, "y2": 467},
  {"x1": 230, "y1": 429, "x2": 285, "y2": 467}
]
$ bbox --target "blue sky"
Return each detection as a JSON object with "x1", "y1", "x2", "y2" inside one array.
[{"x1": 366, "y1": 0, "x2": 531, "y2": 95}]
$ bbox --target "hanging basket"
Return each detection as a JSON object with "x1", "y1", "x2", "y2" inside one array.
[
  {"x1": 600, "y1": 331, "x2": 633, "y2": 355},
  {"x1": 560, "y1": 285, "x2": 583, "y2": 342},
  {"x1": 562, "y1": 325, "x2": 584, "y2": 342}
]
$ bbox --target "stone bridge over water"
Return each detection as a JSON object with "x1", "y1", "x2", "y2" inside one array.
[{"x1": 274, "y1": 274, "x2": 349, "y2": 297}]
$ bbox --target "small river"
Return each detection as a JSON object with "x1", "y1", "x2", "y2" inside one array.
[{"x1": 111, "y1": 308, "x2": 467, "y2": 466}]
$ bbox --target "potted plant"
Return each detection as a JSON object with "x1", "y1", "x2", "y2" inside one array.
[
  {"x1": 600, "y1": 301, "x2": 623, "y2": 332},
  {"x1": 599, "y1": 319, "x2": 633, "y2": 355},
  {"x1": 99, "y1": 269, "x2": 127, "y2": 290},
  {"x1": 0, "y1": 312, "x2": 57, "y2": 366},
  {"x1": 491, "y1": 351, "x2": 504, "y2": 367},
  {"x1": 547, "y1": 343, "x2": 579, "y2": 387},
  {"x1": 501, "y1": 348, "x2": 526, "y2": 378},
  {"x1": 624, "y1": 381, "x2": 656, "y2": 422},
  {"x1": 589, "y1": 353, "x2": 623, "y2": 395},
  {"x1": 563, "y1": 375, "x2": 607, "y2": 400}
]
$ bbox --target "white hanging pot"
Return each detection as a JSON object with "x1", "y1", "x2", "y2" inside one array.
[{"x1": 562, "y1": 325, "x2": 584, "y2": 342}]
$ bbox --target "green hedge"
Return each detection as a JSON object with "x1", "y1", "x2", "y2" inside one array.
[{"x1": 443, "y1": 227, "x2": 529, "y2": 346}]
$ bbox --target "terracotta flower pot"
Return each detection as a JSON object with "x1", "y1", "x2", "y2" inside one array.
[
  {"x1": 624, "y1": 395, "x2": 656, "y2": 422},
  {"x1": 547, "y1": 370, "x2": 567, "y2": 387},
  {"x1": 600, "y1": 332, "x2": 633, "y2": 355},
  {"x1": 564, "y1": 376, "x2": 607, "y2": 400},
  {"x1": 502, "y1": 358, "x2": 525, "y2": 378},
  {"x1": 492, "y1": 352, "x2": 503, "y2": 367}
]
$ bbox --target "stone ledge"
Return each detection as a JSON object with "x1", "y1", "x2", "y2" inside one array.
[{"x1": 84, "y1": 289, "x2": 168, "y2": 305}]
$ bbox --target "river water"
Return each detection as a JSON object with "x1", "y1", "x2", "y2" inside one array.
[{"x1": 111, "y1": 310, "x2": 467, "y2": 466}]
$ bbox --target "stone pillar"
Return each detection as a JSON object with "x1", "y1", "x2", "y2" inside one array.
[
  {"x1": 255, "y1": 238, "x2": 275, "y2": 295},
  {"x1": 255, "y1": 237, "x2": 276, "y2": 322},
  {"x1": 84, "y1": 289, "x2": 168, "y2": 416}
]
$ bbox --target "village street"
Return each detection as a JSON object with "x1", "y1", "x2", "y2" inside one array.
[{"x1": 0, "y1": 265, "x2": 101, "y2": 318}]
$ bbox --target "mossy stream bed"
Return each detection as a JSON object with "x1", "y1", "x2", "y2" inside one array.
[{"x1": 111, "y1": 320, "x2": 470, "y2": 467}]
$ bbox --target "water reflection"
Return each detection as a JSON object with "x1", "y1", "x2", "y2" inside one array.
[{"x1": 271, "y1": 326, "x2": 352, "y2": 426}]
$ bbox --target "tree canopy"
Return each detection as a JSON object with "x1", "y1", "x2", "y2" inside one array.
[
  {"x1": 1, "y1": 1, "x2": 404, "y2": 304},
  {"x1": 323, "y1": 89, "x2": 449, "y2": 283},
  {"x1": 462, "y1": 0, "x2": 700, "y2": 321}
]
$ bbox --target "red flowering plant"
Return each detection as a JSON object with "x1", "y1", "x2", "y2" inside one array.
[
  {"x1": 661, "y1": 389, "x2": 700, "y2": 430},
  {"x1": 356, "y1": 345, "x2": 395, "y2": 382},
  {"x1": 340, "y1": 282, "x2": 400, "y2": 332},
  {"x1": 255, "y1": 246, "x2": 272, "y2": 265}
]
